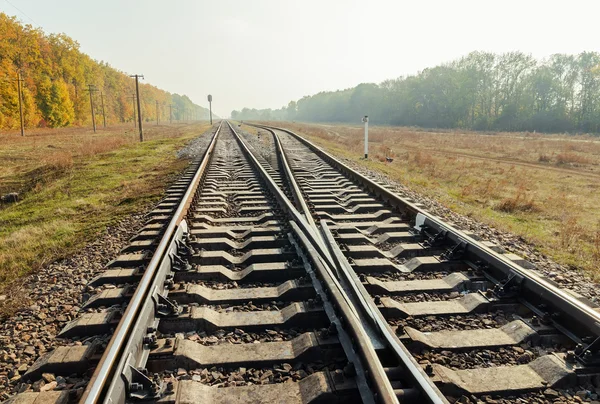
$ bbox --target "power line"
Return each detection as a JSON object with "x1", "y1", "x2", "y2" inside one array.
[{"x1": 3, "y1": 0, "x2": 39, "y2": 27}]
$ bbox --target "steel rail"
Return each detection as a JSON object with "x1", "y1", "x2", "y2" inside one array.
[
  {"x1": 272, "y1": 129, "x2": 318, "y2": 230},
  {"x1": 228, "y1": 122, "x2": 366, "y2": 321},
  {"x1": 80, "y1": 122, "x2": 222, "y2": 403},
  {"x1": 264, "y1": 126, "x2": 382, "y2": 327},
  {"x1": 227, "y1": 122, "x2": 337, "y2": 282},
  {"x1": 261, "y1": 123, "x2": 600, "y2": 340},
  {"x1": 253, "y1": 124, "x2": 446, "y2": 403},
  {"x1": 228, "y1": 122, "x2": 399, "y2": 403},
  {"x1": 319, "y1": 219, "x2": 447, "y2": 404},
  {"x1": 290, "y1": 222, "x2": 383, "y2": 404}
]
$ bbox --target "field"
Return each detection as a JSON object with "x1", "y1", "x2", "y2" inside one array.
[
  {"x1": 266, "y1": 122, "x2": 600, "y2": 281},
  {"x1": 0, "y1": 122, "x2": 211, "y2": 290}
]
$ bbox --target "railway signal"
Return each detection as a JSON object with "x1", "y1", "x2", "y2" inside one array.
[
  {"x1": 208, "y1": 94, "x2": 213, "y2": 125},
  {"x1": 362, "y1": 115, "x2": 369, "y2": 158}
]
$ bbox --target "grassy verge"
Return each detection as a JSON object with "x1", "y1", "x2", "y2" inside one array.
[
  {"x1": 257, "y1": 122, "x2": 600, "y2": 282},
  {"x1": 0, "y1": 122, "x2": 211, "y2": 288}
]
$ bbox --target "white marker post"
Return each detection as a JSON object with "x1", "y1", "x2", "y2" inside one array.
[{"x1": 362, "y1": 115, "x2": 369, "y2": 158}]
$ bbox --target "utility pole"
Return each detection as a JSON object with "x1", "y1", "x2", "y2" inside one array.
[
  {"x1": 156, "y1": 100, "x2": 159, "y2": 126},
  {"x1": 169, "y1": 104, "x2": 173, "y2": 124},
  {"x1": 130, "y1": 74, "x2": 144, "y2": 142},
  {"x1": 208, "y1": 94, "x2": 213, "y2": 125},
  {"x1": 129, "y1": 94, "x2": 137, "y2": 128},
  {"x1": 100, "y1": 92, "x2": 107, "y2": 128},
  {"x1": 86, "y1": 84, "x2": 98, "y2": 133},
  {"x1": 16, "y1": 70, "x2": 25, "y2": 136}
]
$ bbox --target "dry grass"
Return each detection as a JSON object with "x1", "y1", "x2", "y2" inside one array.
[
  {"x1": 495, "y1": 186, "x2": 539, "y2": 213},
  {"x1": 261, "y1": 121, "x2": 600, "y2": 281},
  {"x1": 0, "y1": 122, "x2": 211, "y2": 292},
  {"x1": 0, "y1": 123, "x2": 205, "y2": 196}
]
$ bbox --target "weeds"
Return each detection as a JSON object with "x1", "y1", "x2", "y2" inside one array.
[
  {"x1": 42, "y1": 150, "x2": 73, "y2": 172},
  {"x1": 555, "y1": 152, "x2": 591, "y2": 166},
  {"x1": 412, "y1": 151, "x2": 435, "y2": 167},
  {"x1": 592, "y1": 222, "x2": 600, "y2": 263},
  {"x1": 558, "y1": 214, "x2": 583, "y2": 250},
  {"x1": 77, "y1": 136, "x2": 129, "y2": 157},
  {"x1": 495, "y1": 192, "x2": 538, "y2": 213},
  {"x1": 538, "y1": 153, "x2": 551, "y2": 163}
]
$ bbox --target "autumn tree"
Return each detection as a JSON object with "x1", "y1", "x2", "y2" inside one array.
[
  {"x1": 0, "y1": 12, "x2": 209, "y2": 131},
  {"x1": 233, "y1": 51, "x2": 600, "y2": 134}
]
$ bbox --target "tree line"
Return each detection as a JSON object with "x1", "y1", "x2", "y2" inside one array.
[
  {"x1": 232, "y1": 51, "x2": 600, "y2": 133},
  {"x1": 0, "y1": 13, "x2": 209, "y2": 131}
]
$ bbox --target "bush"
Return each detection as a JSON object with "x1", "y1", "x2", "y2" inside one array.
[{"x1": 495, "y1": 186, "x2": 538, "y2": 213}]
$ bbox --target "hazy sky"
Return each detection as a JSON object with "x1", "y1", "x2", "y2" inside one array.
[{"x1": 1, "y1": 0, "x2": 599, "y2": 117}]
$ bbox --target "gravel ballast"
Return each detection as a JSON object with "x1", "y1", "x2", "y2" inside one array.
[
  {"x1": 339, "y1": 157, "x2": 600, "y2": 304},
  {"x1": 0, "y1": 213, "x2": 146, "y2": 400}
]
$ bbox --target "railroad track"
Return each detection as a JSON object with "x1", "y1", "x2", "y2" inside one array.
[
  {"x1": 240, "y1": 124, "x2": 600, "y2": 403},
  {"x1": 6, "y1": 121, "x2": 600, "y2": 404}
]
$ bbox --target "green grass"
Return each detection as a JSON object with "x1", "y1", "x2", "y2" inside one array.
[{"x1": 0, "y1": 123, "x2": 210, "y2": 289}]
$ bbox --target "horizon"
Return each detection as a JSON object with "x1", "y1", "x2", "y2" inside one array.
[{"x1": 1, "y1": 0, "x2": 599, "y2": 118}]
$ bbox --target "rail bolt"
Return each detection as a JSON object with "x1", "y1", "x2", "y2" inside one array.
[
  {"x1": 540, "y1": 313, "x2": 552, "y2": 325},
  {"x1": 343, "y1": 362, "x2": 356, "y2": 377},
  {"x1": 332, "y1": 369, "x2": 345, "y2": 383},
  {"x1": 425, "y1": 364, "x2": 434, "y2": 375}
]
